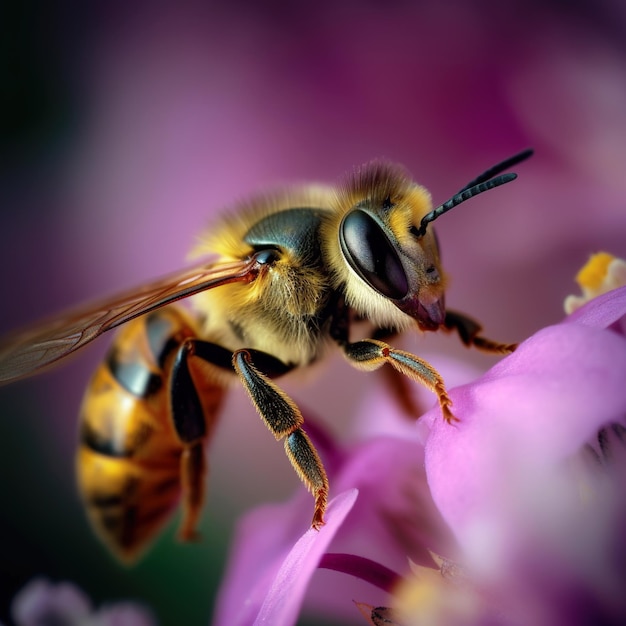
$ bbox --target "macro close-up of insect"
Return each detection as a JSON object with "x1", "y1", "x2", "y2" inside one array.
[{"x1": 0, "y1": 149, "x2": 532, "y2": 564}]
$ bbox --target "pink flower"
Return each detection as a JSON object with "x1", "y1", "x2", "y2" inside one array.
[
  {"x1": 214, "y1": 431, "x2": 450, "y2": 626},
  {"x1": 214, "y1": 265, "x2": 626, "y2": 625},
  {"x1": 422, "y1": 284, "x2": 626, "y2": 625}
]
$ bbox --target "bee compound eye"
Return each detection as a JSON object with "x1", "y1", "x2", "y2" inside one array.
[{"x1": 339, "y1": 210, "x2": 408, "y2": 299}]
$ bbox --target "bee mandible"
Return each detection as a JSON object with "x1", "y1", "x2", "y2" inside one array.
[{"x1": 0, "y1": 149, "x2": 532, "y2": 562}]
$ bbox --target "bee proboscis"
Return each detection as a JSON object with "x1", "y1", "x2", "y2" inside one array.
[{"x1": 0, "y1": 150, "x2": 532, "y2": 562}]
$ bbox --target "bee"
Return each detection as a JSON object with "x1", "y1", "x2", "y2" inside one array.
[{"x1": 0, "y1": 149, "x2": 532, "y2": 562}]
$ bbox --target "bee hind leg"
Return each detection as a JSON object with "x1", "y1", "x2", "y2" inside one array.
[
  {"x1": 233, "y1": 348, "x2": 329, "y2": 529},
  {"x1": 178, "y1": 441, "x2": 206, "y2": 542},
  {"x1": 169, "y1": 340, "x2": 233, "y2": 542}
]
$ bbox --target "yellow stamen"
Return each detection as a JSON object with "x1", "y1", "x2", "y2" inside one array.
[
  {"x1": 575, "y1": 252, "x2": 615, "y2": 292},
  {"x1": 564, "y1": 252, "x2": 626, "y2": 314}
]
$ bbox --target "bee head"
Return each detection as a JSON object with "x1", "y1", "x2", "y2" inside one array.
[
  {"x1": 338, "y1": 166, "x2": 446, "y2": 330},
  {"x1": 337, "y1": 150, "x2": 532, "y2": 330}
]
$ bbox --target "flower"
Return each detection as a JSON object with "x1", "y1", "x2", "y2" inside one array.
[
  {"x1": 10, "y1": 578, "x2": 156, "y2": 626},
  {"x1": 213, "y1": 255, "x2": 626, "y2": 626},
  {"x1": 213, "y1": 418, "x2": 460, "y2": 625},
  {"x1": 421, "y1": 286, "x2": 626, "y2": 625}
]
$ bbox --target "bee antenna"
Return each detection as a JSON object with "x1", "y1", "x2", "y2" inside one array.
[{"x1": 413, "y1": 148, "x2": 533, "y2": 238}]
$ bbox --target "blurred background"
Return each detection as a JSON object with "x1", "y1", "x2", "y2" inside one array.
[{"x1": 1, "y1": 0, "x2": 625, "y2": 624}]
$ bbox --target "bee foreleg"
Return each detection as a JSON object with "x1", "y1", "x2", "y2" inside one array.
[
  {"x1": 233, "y1": 349, "x2": 329, "y2": 529},
  {"x1": 342, "y1": 339, "x2": 455, "y2": 423},
  {"x1": 444, "y1": 310, "x2": 517, "y2": 354}
]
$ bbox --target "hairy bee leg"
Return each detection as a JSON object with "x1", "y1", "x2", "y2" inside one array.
[
  {"x1": 444, "y1": 310, "x2": 517, "y2": 354},
  {"x1": 343, "y1": 339, "x2": 455, "y2": 423},
  {"x1": 233, "y1": 349, "x2": 329, "y2": 529},
  {"x1": 168, "y1": 340, "x2": 232, "y2": 543}
]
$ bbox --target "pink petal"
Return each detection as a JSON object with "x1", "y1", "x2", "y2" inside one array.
[
  {"x1": 330, "y1": 437, "x2": 453, "y2": 567},
  {"x1": 214, "y1": 489, "x2": 357, "y2": 626},
  {"x1": 425, "y1": 322, "x2": 626, "y2": 536},
  {"x1": 254, "y1": 490, "x2": 358, "y2": 625},
  {"x1": 564, "y1": 285, "x2": 626, "y2": 329},
  {"x1": 294, "y1": 437, "x2": 451, "y2": 622},
  {"x1": 421, "y1": 318, "x2": 626, "y2": 624}
]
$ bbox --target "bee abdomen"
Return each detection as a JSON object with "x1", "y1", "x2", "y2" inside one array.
[
  {"x1": 77, "y1": 362, "x2": 182, "y2": 560},
  {"x1": 79, "y1": 396, "x2": 157, "y2": 459},
  {"x1": 105, "y1": 347, "x2": 163, "y2": 398},
  {"x1": 78, "y1": 362, "x2": 167, "y2": 460},
  {"x1": 77, "y1": 447, "x2": 181, "y2": 562},
  {"x1": 77, "y1": 308, "x2": 199, "y2": 561}
]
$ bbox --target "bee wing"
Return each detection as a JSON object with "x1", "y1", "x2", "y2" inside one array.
[{"x1": 0, "y1": 256, "x2": 262, "y2": 384}]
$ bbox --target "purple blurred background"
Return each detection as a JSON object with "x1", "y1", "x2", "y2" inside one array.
[{"x1": 1, "y1": 1, "x2": 625, "y2": 624}]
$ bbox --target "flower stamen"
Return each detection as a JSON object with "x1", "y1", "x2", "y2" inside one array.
[{"x1": 564, "y1": 252, "x2": 626, "y2": 314}]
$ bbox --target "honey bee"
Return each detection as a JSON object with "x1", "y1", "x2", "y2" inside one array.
[{"x1": 0, "y1": 149, "x2": 532, "y2": 562}]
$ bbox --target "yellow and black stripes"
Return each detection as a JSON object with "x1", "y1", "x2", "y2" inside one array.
[{"x1": 76, "y1": 306, "x2": 224, "y2": 562}]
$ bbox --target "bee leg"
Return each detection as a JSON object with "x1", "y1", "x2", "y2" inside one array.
[
  {"x1": 169, "y1": 340, "x2": 233, "y2": 542},
  {"x1": 342, "y1": 339, "x2": 455, "y2": 423},
  {"x1": 371, "y1": 327, "x2": 427, "y2": 419},
  {"x1": 444, "y1": 310, "x2": 517, "y2": 354},
  {"x1": 233, "y1": 348, "x2": 329, "y2": 529},
  {"x1": 178, "y1": 441, "x2": 206, "y2": 542}
]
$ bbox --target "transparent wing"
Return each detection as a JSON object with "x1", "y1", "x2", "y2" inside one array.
[{"x1": 0, "y1": 256, "x2": 264, "y2": 384}]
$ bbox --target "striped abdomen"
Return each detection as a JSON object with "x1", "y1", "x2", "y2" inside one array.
[{"x1": 77, "y1": 306, "x2": 225, "y2": 562}]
